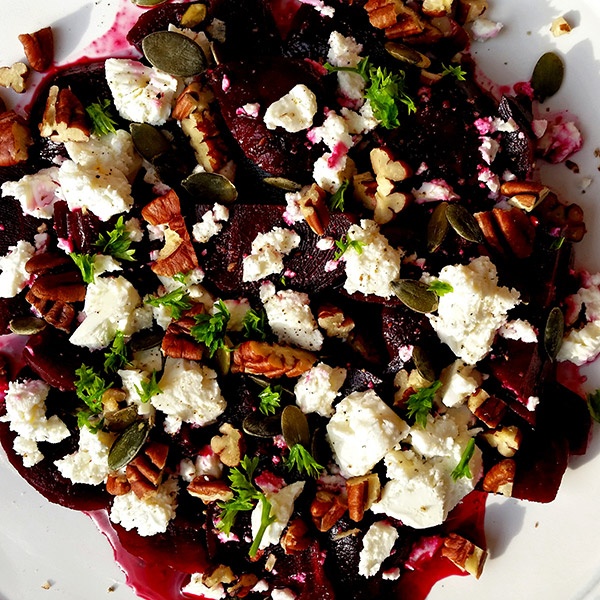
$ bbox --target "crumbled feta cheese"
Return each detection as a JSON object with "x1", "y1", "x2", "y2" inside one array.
[
  {"x1": 537, "y1": 117, "x2": 583, "y2": 164},
  {"x1": 327, "y1": 31, "x2": 365, "y2": 106},
  {"x1": 192, "y1": 203, "x2": 230, "y2": 243},
  {"x1": 358, "y1": 521, "x2": 399, "y2": 578},
  {"x1": 439, "y1": 360, "x2": 482, "y2": 408},
  {"x1": 251, "y1": 481, "x2": 305, "y2": 550},
  {"x1": 470, "y1": 17, "x2": 504, "y2": 41},
  {"x1": 310, "y1": 111, "x2": 354, "y2": 152},
  {"x1": 182, "y1": 574, "x2": 225, "y2": 599},
  {"x1": 499, "y1": 319, "x2": 538, "y2": 343},
  {"x1": 326, "y1": 389, "x2": 409, "y2": 477},
  {"x1": 94, "y1": 254, "x2": 122, "y2": 276},
  {"x1": 264, "y1": 84, "x2": 318, "y2": 133},
  {"x1": 118, "y1": 368, "x2": 156, "y2": 416},
  {"x1": 70, "y1": 276, "x2": 151, "y2": 350},
  {"x1": 479, "y1": 136, "x2": 500, "y2": 165},
  {"x1": 110, "y1": 476, "x2": 179, "y2": 536},
  {"x1": 0, "y1": 240, "x2": 34, "y2": 298},
  {"x1": 0, "y1": 379, "x2": 70, "y2": 467},
  {"x1": 105, "y1": 58, "x2": 179, "y2": 126},
  {"x1": 271, "y1": 589, "x2": 297, "y2": 600},
  {"x1": 428, "y1": 256, "x2": 520, "y2": 364},
  {"x1": 55, "y1": 427, "x2": 115, "y2": 485},
  {"x1": 260, "y1": 284, "x2": 323, "y2": 351},
  {"x1": 412, "y1": 180, "x2": 459, "y2": 203},
  {"x1": 1, "y1": 167, "x2": 61, "y2": 219},
  {"x1": 342, "y1": 219, "x2": 402, "y2": 299},
  {"x1": 312, "y1": 152, "x2": 355, "y2": 194},
  {"x1": 294, "y1": 362, "x2": 347, "y2": 417},
  {"x1": 154, "y1": 357, "x2": 226, "y2": 432},
  {"x1": 341, "y1": 104, "x2": 378, "y2": 135},
  {"x1": 242, "y1": 227, "x2": 301, "y2": 282}
]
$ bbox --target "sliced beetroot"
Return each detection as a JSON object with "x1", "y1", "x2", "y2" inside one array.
[
  {"x1": 53, "y1": 200, "x2": 102, "y2": 254},
  {"x1": 497, "y1": 95, "x2": 536, "y2": 179},
  {"x1": 207, "y1": 58, "x2": 324, "y2": 180}
]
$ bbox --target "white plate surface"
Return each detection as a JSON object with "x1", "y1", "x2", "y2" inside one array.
[{"x1": 1, "y1": 1, "x2": 600, "y2": 599}]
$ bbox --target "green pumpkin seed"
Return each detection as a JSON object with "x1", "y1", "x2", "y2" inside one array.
[
  {"x1": 385, "y1": 42, "x2": 431, "y2": 69},
  {"x1": 104, "y1": 405, "x2": 139, "y2": 432},
  {"x1": 180, "y1": 4, "x2": 208, "y2": 28},
  {"x1": 182, "y1": 172, "x2": 238, "y2": 203},
  {"x1": 446, "y1": 203, "x2": 484, "y2": 243},
  {"x1": 263, "y1": 177, "x2": 302, "y2": 192},
  {"x1": 130, "y1": 123, "x2": 171, "y2": 162},
  {"x1": 391, "y1": 279, "x2": 439, "y2": 314},
  {"x1": 133, "y1": 0, "x2": 168, "y2": 5},
  {"x1": 531, "y1": 52, "x2": 564, "y2": 103},
  {"x1": 142, "y1": 31, "x2": 207, "y2": 77},
  {"x1": 427, "y1": 202, "x2": 450, "y2": 253},
  {"x1": 281, "y1": 405, "x2": 310, "y2": 448},
  {"x1": 108, "y1": 419, "x2": 150, "y2": 471},
  {"x1": 544, "y1": 306, "x2": 564, "y2": 359},
  {"x1": 412, "y1": 346, "x2": 435, "y2": 382},
  {"x1": 243, "y1": 411, "x2": 282, "y2": 438},
  {"x1": 9, "y1": 316, "x2": 46, "y2": 335}
]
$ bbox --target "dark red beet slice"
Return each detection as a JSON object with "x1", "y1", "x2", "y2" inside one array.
[
  {"x1": 53, "y1": 200, "x2": 102, "y2": 254},
  {"x1": 497, "y1": 95, "x2": 536, "y2": 179}
]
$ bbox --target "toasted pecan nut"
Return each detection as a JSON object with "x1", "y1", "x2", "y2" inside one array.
[
  {"x1": 346, "y1": 473, "x2": 381, "y2": 522},
  {"x1": 227, "y1": 574, "x2": 260, "y2": 598},
  {"x1": 298, "y1": 183, "x2": 330, "y2": 236},
  {"x1": 126, "y1": 441, "x2": 169, "y2": 499},
  {"x1": 232, "y1": 341, "x2": 317, "y2": 379},
  {"x1": 441, "y1": 533, "x2": 487, "y2": 578},
  {"x1": 501, "y1": 180, "x2": 551, "y2": 212},
  {"x1": 475, "y1": 206, "x2": 535, "y2": 259},
  {"x1": 18, "y1": 26, "x2": 54, "y2": 72},
  {"x1": 202, "y1": 565, "x2": 236, "y2": 588},
  {"x1": 106, "y1": 473, "x2": 131, "y2": 496},
  {"x1": 210, "y1": 423, "x2": 244, "y2": 467},
  {"x1": 310, "y1": 490, "x2": 347, "y2": 532},
  {"x1": 39, "y1": 86, "x2": 90, "y2": 143},
  {"x1": 25, "y1": 251, "x2": 72, "y2": 275},
  {"x1": 162, "y1": 308, "x2": 205, "y2": 361},
  {"x1": 364, "y1": 0, "x2": 399, "y2": 29},
  {"x1": 281, "y1": 518, "x2": 311, "y2": 554},
  {"x1": 0, "y1": 110, "x2": 32, "y2": 166},
  {"x1": 25, "y1": 289, "x2": 77, "y2": 332},
  {"x1": 0, "y1": 62, "x2": 29, "y2": 93},
  {"x1": 29, "y1": 271, "x2": 86, "y2": 303},
  {"x1": 482, "y1": 458, "x2": 515, "y2": 496},
  {"x1": 188, "y1": 477, "x2": 233, "y2": 504}
]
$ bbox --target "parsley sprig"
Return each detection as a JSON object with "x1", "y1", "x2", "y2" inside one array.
[
  {"x1": 242, "y1": 308, "x2": 268, "y2": 341},
  {"x1": 258, "y1": 384, "x2": 282, "y2": 415},
  {"x1": 104, "y1": 330, "x2": 129, "y2": 372},
  {"x1": 74, "y1": 364, "x2": 112, "y2": 430},
  {"x1": 145, "y1": 287, "x2": 193, "y2": 321},
  {"x1": 86, "y1": 98, "x2": 118, "y2": 136},
  {"x1": 406, "y1": 380, "x2": 442, "y2": 428},
  {"x1": 441, "y1": 63, "x2": 467, "y2": 81},
  {"x1": 190, "y1": 300, "x2": 230, "y2": 357},
  {"x1": 217, "y1": 456, "x2": 276, "y2": 557},
  {"x1": 587, "y1": 389, "x2": 600, "y2": 423},
  {"x1": 451, "y1": 438, "x2": 476, "y2": 481},
  {"x1": 70, "y1": 252, "x2": 96, "y2": 284},
  {"x1": 285, "y1": 443, "x2": 323, "y2": 478},
  {"x1": 427, "y1": 279, "x2": 454, "y2": 296},
  {"x1": 95, "y1": 216, "x2": 136, "y2": 262},
  {"x1": 135, "y1": 371, "x2": 162, "y2": 403},
  {"x1": 334, "y1": 234, "x2": 364, "y2": 260},
  {"x1": 329, "y1": 180, "x2": 350, "y2": 212}
]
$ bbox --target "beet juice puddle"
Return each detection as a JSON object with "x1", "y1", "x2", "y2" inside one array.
[{"x1": 0, "y1": 1, "x2": 597, "y2": 600}]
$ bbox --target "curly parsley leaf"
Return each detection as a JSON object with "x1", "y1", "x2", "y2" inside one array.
[
  {"x1": 75, "y1": 364, "x2": 112, "y2": 415},
  {"x1": 587, "y1": 389, "x2": 600, "y2": 423},
  {"x1": 104, "y1": 330, "x2": 129, "y2": 372},
  {"x1": 95, "y1": 216, "x2": 136, "y2": 262},
  {"x1": 285, "y1": 443, "x2": 324, "y2": 478},
  {"x1": 77, "y1": 409, "x2": 104, "y2": 433},
  {"x1": 406, "y1": 380, "x2": 442, "y2": 428},
  {"x1": 86, "y1": 98, "x2": 118, "y2": 136},
  {"x1": 70, "y1": 252, "x2": 96, "y2": 284},
  {"x1": 145, "y1": 287, "x2": 192, "y2": 321},
  {"x1": 217, "y1": 455, "x2": 275, "y2": 557},
  {"x1": 135, "y1": 371, "x2": 162, "y2": 403},
  {"x1": 242, "y1": 308, "x2": 268, "y2": 341},
  {"x1": 258, "y1": 384, "x2": 282, "y2": 416},
  {"x1": 441, "y1": 63, "x2": 467, "y2": 81},
  {"x1": 329, "y1": 179, "x2": 350, "y2": 211},
  {"x1": 334, "y1": 234, "x2": 364, "y2": 261},
  {"x1": 451, "y1": 438, "x2": 476, "y2": 481},
  {"x1": 427, "y1": 279, "x2": 454, "y2": 296},
  {"x1": 190, "y1": 299, "x2": 230, "y2": 358}
]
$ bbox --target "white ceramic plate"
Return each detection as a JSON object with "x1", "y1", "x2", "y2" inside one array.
[{"x1": 1, "y1": 1, "x2": 600, "y2": 599}]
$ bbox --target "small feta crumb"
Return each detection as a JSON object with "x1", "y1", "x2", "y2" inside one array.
[
  {"x1": 499, "y1": 319, "x2": 538, "y2": 343},
  {"x1": 0, "y1": 240, "x2": 34, "y2": 298},
  {"x1": 294, "y1": 363, "x2": 347, "y2": 417},
  {"x1": 192, "y1": 203, "x2": 230, "y2": 243},
  {"x1": 264, "y1": 84, "x2": 318, "y2": 133},
  {"x1": 1, "y1": 167, "x2": 62, "y2": 219},
  {"x1": 439, "y1": 360, "x2": 482, "y2": 408},
  {"x1": 182, "y1": 574, "x2": 225, "y2": 599},
  {"x1": 470, "y1": 17, "x2": 504, "y2": 41},
  {"x1": 358, "y1": 521, "x2": 399, "y2": 577},
  {"x1": 271, "y1": 589, "x2": 297, "y2": 600},
  {"x1": 412, "y1": 180, "x2": 459, "y2": 203},
  {"x1": 242, "y1": 227, "x2": 301, "y2": 282}
]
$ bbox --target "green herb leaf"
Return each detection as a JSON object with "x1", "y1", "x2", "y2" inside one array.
[
  {"x1": 406, "y1": 380, "x2": 442, "y2": 428},
  {"x1": 77, "y1": 408, "x2": 104, "y2": 433},
  {"x1": 329, "y1": 180, "x2": 350, "y2": 211},
  {"x1": 145, "y1": 287, "x2": 193, "y2": 321},
  {"x1": 70, "y1": 252, "x2": 96, "y2": 284},
  {"x1": 427, "y1": 279, "x2": 454, "y2": 296},
  {"x1": 135, "y1": 371, "x2": 162, "y2": 403},
  {"x1": 190, "y1": 299, "x2": 230, "y2": 358},
  {"x1": 451, "y1": 438, "x2": 476, "y2": 481},
  {"x1": 334, "y1": 234, "x2": 364, "y2": 261},
  {"x1": 104, "y1": 330, "x2": 129, "y2": 372},
  {"x1": 258, "y1": 384, "x2": 282, "y2": 416},
  {"x1": 285, "y1": 443, "x2": 323, "y2": 478},
  {"x1": 74, "y1": 364, "x2": 112, "y2": 415},
  {"x1": 242, "y1": 308, "x2": 268, "y2": 341},
  {"x1": 95, "y1": 216, "x2": 136, "y2": 262},
  {"x1": 86, "y1": 98, "x2": 118, "y2": 136},
  {"x1": 587, "y1": 389, "x2": 600, "y2": 423},
  {"x1": 441, "y1": 63, "x2": 467, "y2": 81},
  {"x1": 550, "y1": 236, "x2": 566, "y2": 251}
]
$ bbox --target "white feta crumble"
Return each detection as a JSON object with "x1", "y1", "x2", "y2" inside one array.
[
  {"x1": 439, "y1": 360, "x2": 482, "y2": 408},
  {"x1": 250, "y1": 481, "x2": 305, "y2": 550},
  {"x1": 310, "y1": 111, "x2": 353, "y2": 152},
  {"x1": 0, "y1": 240, "x2": 34, "y2": 298},
  {"x1": 93, "y1": 254, "x2": 122, "y2": 276},
  {"x1": 470, "y1": 17, "x2": 504, "y2": 41},
  {"x1": 0, "y1": 379, "x2": 70, "y2": 467},
  {"x1": 358, "y1": 521, "x2": 399, "y2": 577},
  {"x1": 182, "y1": 574, "x2": 225, "y2": 600},
  {"x1": 342, "y1": 219, "x2": 402, "y2": 299},
  {"x1": 271, "y1": 589, "x2": 297, "y2": 600},
  {"x1": 327, "y1": 31, "x2": 365, "y2": 106},
  {"x1": 412, "y1": 180, "x2": 459, "y2": 203},
  {"x1": 105, "y1": 58, "x2": 180, "y2": 126},
  {"x1": 1, "y1": 167, "x2": 62, "y2": 219},
  {"x1": 154, "y1": 357, "x2": 226, "y2": 432},
  {"x1": 55, "y1": 427, "x2": 115, "y2": 485},
  {"x1": 428, "y1": 256, "x2": 520, "y2": 364},
  {"x1": 118, "y1": 368, "x2": 156, "y2": 417},
  {"x1": 263, "y1": 84, "x2": 318, "y2": 133},
  {"x1": 499, "y1": 319, "x2": 538, "y2": 343},
  {"x1": 326, "y1": 389, "x2": 409, "y2": 477},
  {"x1": 70, "y1": 276, "x2": 151, "y2": 350},
  {"x1": 294, "y1": 362, "x2": 347, "y2": 417},
  {"x1": 260, "y1": 283, "x2": 323, "y2": 351},
  {"x1": 479, "y1": 136, "x2": 500, "y2": 165},
  {"x1": 242, "y1": 227, "x2": 300, "y2": 282},
  {"x1": 312, "y1": 152, "x2": 355, "y2": 194},
  {"x1": 110, "y1": 476, "x2": 179, "y2": 536},
  {"x1": 192, "y1": 203, "x2": 230, "y2": 243}
]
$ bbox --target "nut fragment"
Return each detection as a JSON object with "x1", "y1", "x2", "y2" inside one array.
[
  {"x1": 39, "y1": 86, "x2": 90, "y2": 143},
  {"x1": 346, "y1": 473, "x2": 381, "y2": 522},
  {"x1": 535, "y1": 192, "x2": 586, "y2": 243},
  {"x1": 0, "y1": 62, "x2": 29, "y2": 93},
  {"x1": 125, "y1": 441, "x2": 169, "y2": 499},
  {"x1": 298, "y1": 183, "x2": 330, "y2": 236},
  {"x1": 500, "y1": 180, "x2": 551, "y2": 211},
  {"x1": 210, "y1": 423, "x2": 244, "y2": 467},
  {"x1": 162, "y1": 304, "x2": 205, "y2": 360},
  {"x1": 106, "y1": 473, "x2": 131, "y2": 496},
  {"x1": 0, "y1": 110, "x2": 32, "y2": 166},
  {"x1": 18, "y1": 27, "x2": 54, "y2": 72},
  {"x1": 481, "y1": 425, "x2": 522, "y2": 457},
  {"x1": 482, "y1": 458, "x2": 516, "y2": 496},
  {"x1": 441, "y1": 533, "x2": 487, "y2": 578},
  {"x1": 310, "y1": 490, "x2": 347, "y2": 532},
  {"x1": 202, "y1": 565, "x2": 236, "y2": 588},
  {"x1": 456, "y1": 0, "x2": 488, "y2": 23},
  {"x1": 467, "y1": 389, "x2": 507, "y2": 428},
  {"x1": 281, "y1": 518, "x2": 311, "y2": 554},
  {"x1": 232, "y1": 341, "x2": 317, "y2": 379},
  {"x1": 551, "y1": 16, "x2": 572, "y2": 37},
  {"x1": 370, "y1": 147, "x2": 412, "y2": 181},
  {"x1": 188, "y1": 477, "x2": 233, "y2": 504},
  {"x1": 227, "y1": 574, "x2": 260, "y2": 598},
  {"x1": 317, "y1": 304, "x2": 355, "y2": 340},
  {"x1": 474, "y1": 207, "x2": 536, "y2": 259}
]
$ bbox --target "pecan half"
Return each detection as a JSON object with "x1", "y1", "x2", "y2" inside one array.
[
  {"x1": 482, "y1": 458, "x2": 515, "y2": 496},
  {"x1": 39, "y1": 86, "x2": 90, "y2": 143},
  {"x1": 28, "y1": 271, "x2": 86, "y2": 303},
  {"x1": 281, "y1": 518, "x2": 311, "y2": 554},
  {"x1": 162, "y1": 304, "x2": 205, "y2": 360},
  {"x1": 475, "y1": 206, "x2": 536, "y2": 259},
  {"x1": 18, "y1": 26, "x2": 54, "y2": 72},
  {"x1": 0, "y1": 110, "x2": 32, "y2": 166},
  {"x1": 441, "y1": 533, "x2": 487, "y2": 578},
  {"x1": 187, "y1": 477, "x2": 233, "y2": 504},
  {"x1": 310, "y1": 490, "x2": 347, "y2": 532},
  {"x1": 106, "y1": 473, "x2": 131, "y2": 496},
  {"x1": 346, "y1": 473, "x2": 381, "y2": 522},
  {"x1": 232, "y1": 341, "x2": 317, "y2": 378},
  {"x1": 25, "y1": 289, "x2": 77, "y2": 332},
  {"x1": 125, "y1": 441, "x2": 169, "y2": 499},
  {"x1": 298, "y1": 183, "x2": 330, "y2": 236}
]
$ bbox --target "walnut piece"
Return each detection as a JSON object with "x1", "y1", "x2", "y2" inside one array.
[
  {"x1": 482, "y1": 458, "x2": 516, "y2": 496},
  {"x1": 441, "y1": 533, "x2": 487, "y2": 578},
  {"x1": 317, "y1": 304, "x2": 355, "y2": 340},
  {"x1": 232, "y1": 341, "x2": 317, "y2": 378},
  {"x1": 39, "y1": 86, "x2": 90, "y2": 143},
  {"x1": 18, "y1": 26, "x2": 54, "y2": 72},
  {"x1": 481, "y1": 425, "x2": 522, "y2": 457},
  {"x1": 0, "y1": 110, "x2": 32, "y2": 166},
  {"x1": 551, "y1": 16, "x2": 572, "y2": 37},
  {"x1": 281, "y1": 518, "x2": 311, "y2": 554},
  {"x1": 0, "y1": 62, "x2": 29, "y2": 93},
  {"x1": 467, "y1": 389, "x2": 507, "y2": 428},
  {"x1": 210, "y1": 423, "x2": 244, "y2": 467}
]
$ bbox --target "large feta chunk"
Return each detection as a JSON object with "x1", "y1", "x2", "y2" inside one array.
[
  {"x1": 70, "y1": 276, "x2": 150, "y2": 350},
  {"x1": 263, "y1": 84, "x2": 318, "y2": 133},
  {"x1": 0, "y1": 240, "x2": 34, "y2": 298},
  {"x1": 358, "y1": 521, "x2": 399, "y2": 577},
  {"x1": 242, "y1": 227, "x2": 301, "y2": 282},
  {"x1": 342, "y1": 219, "x2": 402, "y2": 299},
  {"x1": 110, "y1": 476, "x2": 179, "y2": 536},
  {"x1": 327, "y1": 31, "x2": 365, "y2": 106},
  {"x1": 439, "y1": 360, "x2": 482, "y2": 407},
  {"x1": 105, "y1": 58, "x2": 179, "y2": 126},
  {"x1": 154, "y1": 357, "x2": 226, "y2": 432},
  {"x1": 1, "y1": 167, "x2": 61, "y2": 219},
  {"x1": 251, "y1": 481, "x2": 305, "y2": 550},
  {"x1": 326, "y1": 389, "x2": 409, "y2": 477},
  {"x1": 294, "y1": 362, "x2": 347, "y2": 417},
  {"x1": 260, "y1": 283, "x2": 323, "y2": 351},
  {"x1": 428, "y1": 256, "x2": 520, "y2": 364}
]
